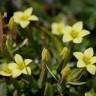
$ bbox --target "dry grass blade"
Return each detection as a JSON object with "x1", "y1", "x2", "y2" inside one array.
[{"x1": 0, "y1": 13, "x2": 4, "y2": 49}]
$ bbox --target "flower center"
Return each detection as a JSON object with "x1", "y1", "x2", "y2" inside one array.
[
  {"x1": 71, "y1": 31, "x2": 79, "y2": 38},
  {"x1": 83, "y1": 56, "x2": 91, "y2": 64},
  {"x1": 20, "y1": 15, "x2": 29, "y2": 21},
  {"x1": 3, "y1": 67, "x2": 11, "y2": 74},
  {"x1": 17, "y1": 63, "x2": 25, "y2": 70}
]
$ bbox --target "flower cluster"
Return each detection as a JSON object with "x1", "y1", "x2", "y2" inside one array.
[
  {"x1": 0, "y1": 6, "x2": 96, "y2": 96},
  {"x1": 0, "y1": 54, "x2": 32, "y2": 78},
  {"x1": 52, "y1": 21, "x2": 90, "y2": 43},
  {"x1": 51, "y1": 21, "x2": 96, "y2": 75}
]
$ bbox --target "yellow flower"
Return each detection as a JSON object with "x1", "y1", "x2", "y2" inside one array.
[
  {"x1": 51, "y1": 22, "x2": 65, "y2": 35},
  {"x1": 13, "y1": 7, "x2": 38, "y2": 28},
  {"x1": 9, "y1": 54, "x2": 32, "y2": 78},
  {"x1": 73, "y1": 48, "x2": 96, "y2": 75},
  {"x1": 0, "y1": 64, "x2": 12, "y2": 76},
  {"x1": 85, "y1": 89, "x2": 96, "y2": 96},
  {"x1": 63, "y1": 21, "x2": 90, "y2": 43}
]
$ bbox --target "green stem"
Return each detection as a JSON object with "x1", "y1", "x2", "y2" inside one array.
[
  {"x1": 46, "y1": 64, "x2": 63, "y2": 96},
  {"x1": 38, "y1": 63, "x2": 47, "y2": 88},
  {"x1": 67, "y1": 81, "x2": 86, "y2": 85},
  {"x1": 46, "y1": 64, "x2": 58, "y2": 82},
  {"x1": 68, "y1": 42, "x2": 74, "y2": 61},
  {"x1": 13, "y1": 38, "x2": 28, "y2": 53}
]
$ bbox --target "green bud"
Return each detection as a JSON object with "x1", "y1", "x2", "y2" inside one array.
[
  {"x1": 41, "y1": 48, "x2": 50, "y2": 62},
  {"x1": 60, "y1": 47, "x2": 70, "y2": 60},
  {"x1": 61, "y1": 64, "x2": 71, "y2": 79},
  {"x1": 8, "y1": 17, "x2": 14, "y2": 32}
]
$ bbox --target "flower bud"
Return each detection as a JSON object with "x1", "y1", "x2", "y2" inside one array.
[
  {"x1": 61, "y1": 65, "x2": 71, "y2": 79},
  {"x1": 8, "y1": 17, "x2": 14, "y2": 32},
  {"x1": 41, "y1": 48, "x2": 50, "y2": 62},
  {"x1": 60, "y1": 47, "x2": 70, "y2": 60}
]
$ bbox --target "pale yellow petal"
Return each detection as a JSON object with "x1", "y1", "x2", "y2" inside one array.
[
  {"x1": 51, "y1": 23, "x2": 57, "y2": 34},
  {"x1": 51, "y1": 22, "x2": 65, "y2": 35},
  {"x1": 77, "y1": 60, "x2": 86, "y2": 68},
  {"x1": 8, "y1": 63, "x2": 22, "y2": 78},
  {"x1": 72, "y1": 21, "x2": 83, "y2": 31},
  {"x1": 80, "y1": 30, "x2": 90, "y2": 37},
  {"x1": 24, "y1": 7, "x2": 33, "y2": 16},
  {"x1": 62, "y1": 33, "x2": 72, "y2": 42},
  {"x1": 19, "y1": 21, "x2": 30, "y2": 28},
  {"x1": 24, "y1": 59, "x2": 32, "y2": 65},
  {"x1": 22, "y1": 67, "x2": 31, "y2": 75},
  {"x1": 29, "y1": 15, "x2": 38, "y2": 21},
  {"x1": 12, "y1": 69, "x2": 22, "y2": 78},
  {"x1": 91, "y1": 56, "x2": 96, "y2": 64},
  {"x1": 73, "y1": 37, "x2": 83, "y2": 43},
  {"x1": 86, "y1": 65, "x2": 96, "y2": 75},
  {"x1": 51, "y1": 23, "x2": 57, "y2": 29},
  {"x1": 0, "y1": 71, "x2": 11, "y2": 76},
  {"x1": 14, "y1": 54, "x2": 24, "y2": 64},
  {"x1": 84, "y1": 48, "x2": 93, "y2": 57},
  {"x1": 58, "y1": 22, "x2": 65, "y2": 34},
  {"x1": 8, "y1": 63, "x2": 16, "y2": 69},
  {"x1": 63, "y1": 26, "x2": 72, "y2": 33},
  {"x1": 63, "y1": 26, "x2": 73, "y2": 39},
  {"x1": 0, "y1": 64, "x2": 12, "y2": 76},
  {"x1": 13, "y1": 12, "x2": 23, "y2": 23},
  {"x1": 73, "y1": 52, "x2": 83, "y2": 60}
]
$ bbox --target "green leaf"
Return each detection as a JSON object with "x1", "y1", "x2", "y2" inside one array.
[{"x1": 44, "y1": 83, "x2": 54, "y2": 96}]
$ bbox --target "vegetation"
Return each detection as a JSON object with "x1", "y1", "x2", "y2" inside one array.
[{"x1": 0, "y1": 0, "x2": 96, "y2": 96}]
